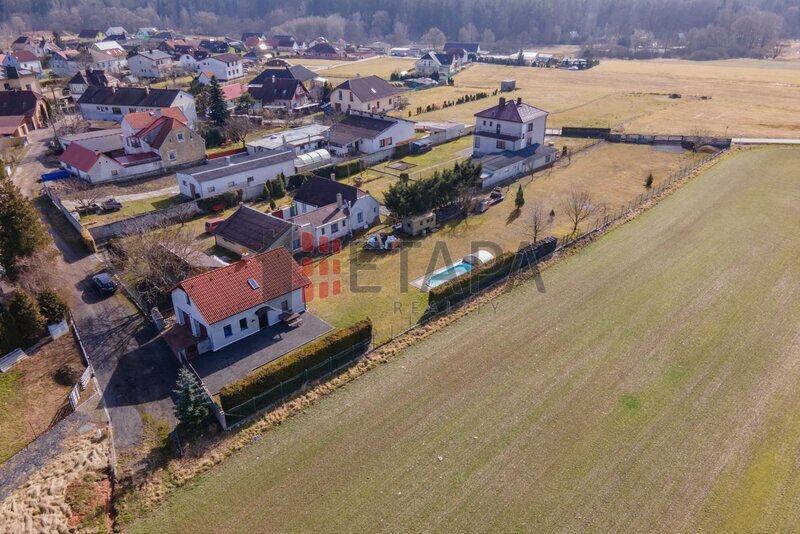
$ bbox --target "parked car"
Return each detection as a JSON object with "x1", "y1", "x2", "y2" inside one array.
[
  {"x1": 92, "y1": 273, "x2": 118, "y2": 296},
  {"x1": 205, "y1": 217, "x2": 226, "y2": 233}
]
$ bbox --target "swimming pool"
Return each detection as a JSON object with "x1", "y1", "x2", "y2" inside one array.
[{"x1": 424, "y1": 262, "x2": 473, "y2": 289}]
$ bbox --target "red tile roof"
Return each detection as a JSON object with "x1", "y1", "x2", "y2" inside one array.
[
  {"x1": 0, "y1": 115, "x2": 25, "y2": 135},
  {"x1": 123, "y1": 107, "x2": 187, "y2": 130},
  {"x1": 59, "y1": 142, "x2": 101, "y2": 172},
  {"x1": 221, "y1": 83, "x2": 244, "y2": 102},
  {"x1": 11, "y1": 50, "x2": 38, "y2": 63},
  {"x1": 135, "y1": 115, "x2": 187, "y2": 149},
  {"x1": 176, "y1": 248, "x2": 310, "y2": 325}
]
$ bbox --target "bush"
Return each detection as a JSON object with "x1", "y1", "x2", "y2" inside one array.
[
  {"x1": 0, "y1": 290, "x2": 46, "y2": 351},
  {"x1": 287, "y1": 173, "x2": 310, "y2": 190},
  {"x1": 200, "y1": 126, "x2": 224, "y2": 148},
  {"x1": 37, "y1": 288, "x2": 70, "y2": 324},
  {"x1": 271, "y1": 174, "x2": 286, "y2": 198},
  {"x1": 219, "y1": 319, "x2": 372, "y2": 410},
  {"x1": 197, "y1": 189, "x2": 242, "y2": 211},
  {"x1": 54, "y1": 363, "x2": 82, "y2": 386},
  {"x1": 312, "y1": 164, "x2": 335, "y2": 179},
  {"x1": 334, "y1": 160, "x2": 364, "y2": 179}
]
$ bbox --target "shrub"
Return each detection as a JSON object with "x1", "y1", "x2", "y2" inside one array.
[
  {"x1": 197, "y1": 189, "x2": 242, "y2": 211},
  {"x1": 37, "y1": 288, "x2": 70, "y2": 324},
  {"x1": 271, "y1": 174, "x2": 286, "y2": 198},
  {"x1": 54, "y1": 363, "x2": 82, "y2": 386},
  {"x1": 287, "y1": 173, "x2": 310, "y2": 190},
  {"x1": 312, "y1": 164, "x2": 335, "y2": 179},
  {"x1": 200, "y1": 126, "x2": 224, "y2": 148},
  {"x1": 219, "y1": 319, "x2": 372, "y2": 410}
]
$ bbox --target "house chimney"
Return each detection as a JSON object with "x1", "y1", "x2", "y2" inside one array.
[
  {"x1": 517, "y1": 97, "x2": 522, "y2": 105},
  {"x1": 499, "y1": 97, "x2": 506, "y2": 108},
  {"x1": 330, "y1": 173, "x2": 336, "y2": 181},
  {"x1": 272, "y1": 75, "x2": 276, "y2": 83},
  {"x1": 336, "y1": 193, "x2": 343, "y2": 209},
  {"x1": 225, "y1": 156, "x2": 232, "y2": 166}
]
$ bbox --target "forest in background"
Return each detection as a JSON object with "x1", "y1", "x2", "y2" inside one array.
[{"x1": 1, "y1": 0, "x2": 798, "y2": 59}]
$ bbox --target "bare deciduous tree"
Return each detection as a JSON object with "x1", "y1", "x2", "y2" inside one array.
[
  {"x1": 58, "y1": 178, "x2": 103, "y2": 211},
  {"x1": 224, "y1": 116, "x2": 254, "y2": 148},
  {"x1": 526, "y1": 201, "x2": 551, "y2": 244},
  {"x1": 560, "y1": 190, "x2": 595, "y2": 235}
]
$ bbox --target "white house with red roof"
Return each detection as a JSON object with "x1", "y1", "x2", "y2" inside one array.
[
  {"x1": 471, "y1": 97, "x2": 558, "y2": 188},
  {"x1": 2, "y1": 50, "x2": 42, "y2": 75},
  {"x1": 59, "y1": 108, "x2": 205, "y2": 182},
  {"x1": 170, "y1": 248, "x2": 310, "y2": 354},
  {"x1": 197, "y1": 53, "x2": 244, "y2": 82}
]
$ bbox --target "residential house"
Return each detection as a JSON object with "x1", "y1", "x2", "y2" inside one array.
[
  {"x1": 67, "y1": 69, "x2": 120, "y2": 102},
  {"x1": 199, "y1": 40, "x2": 230, "y2": 54},
  {"x1": 327, "y1": 111, "x2": 415, "y2": 157},
  {"x1": 128, "y1": 50, "x2": 173, "y2": 79},
  {"x1": 77, "y1": 86, "x2": 197, "y2": 128},
  {"x1": 221, "y1": 83, "x2": 245, "y2": 110},
  {"x1": 169, "y1": 247, "x2": 310, "y2": 355},
  {"x1": 248, "y1": 65, "x2": 323, "y2": 100},
  {"x1": 0, "y1": 67, "x2": 41, "y2": 93},
  {"x1": 304, "y1": 41, "x2": 344, "y2": 59},
  {"x1": 213, "y1": 205, "x2": 297, "y2": 256},
  {"x1": 0, "y1": 115, "x2": 29, "y2": 138},
  {"x1": 12, "y1": 36, "x2": 59, "y2": 58},
  {"x1": 78, "y1": 30, "x2": 106, "y2": 43},
  {"x1": 159, "y1": 39, "x2": 200, "y2": 58},
  {"x1": 415, "y1": 52, "x2": 457, "y2": 78},
  {"x1": 248, "y1": 78, "x2": 314, "y2": 113},
  {"x1": 136, "y1": 28, "x2": 158, "y2": 40},
  {"x1": 366, "y1": 42, "x2": 393, "y2": 55},
  {"x1": 59, "y1": 107, "x2": 205, "y2": 183},
  {"x1": 176, "y1": 149, "x2": 295, "y2": 200},
  {"x1": 0, "y1": 90, "x2": 48, "y2": 130},
  {"x1": 293, "y1": 175, "x2": 381, "y2": 234},
  {"x1": 197, "y1": 53, "x2": 244, "y2": 81},
  {"x1": 2, "y1": 51, "x2": 42, "y2": 75},
  {"x1": 471, "y1": 97, "x2": 557, "y2": 188},
  {"x1": 50, "y1": 50, "x2": 84, "y2": 76},
  {"x1": 265, "y1": 35, "x2": 301, "y2": 54},
  {"x1": 88, "y1": 41, "x2": 128, "y2": 73},
  {"x1": 105, "y1": 27, "x2": 128, "y2": 38},
  {"x1": 246, "y1": 123, "x2": 330, "y2": 155},
  {"x1": 443, "y1": 41, "x2": 481, "y2": 62},
  {"x1": 178, "y1": 49, "x2": 210, "y2": 71},
  {"x1": 332, "y1": 75, "x2": 398, "y2": 114}
]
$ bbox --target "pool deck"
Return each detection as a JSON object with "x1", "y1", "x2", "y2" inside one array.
[{"x1": 410, "y1": 261, "x2": 472, "y2": 292}]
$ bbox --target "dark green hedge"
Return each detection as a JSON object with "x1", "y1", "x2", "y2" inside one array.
[
  {"x1": 287, "y1": 172, "x2": 312, "y2": 190},
  {"x1": 196, "y1": 189, "x2": 242, "y2": 211},
  {"x1": 219, "y1": 319, "x2": 372, "y2": 410}
]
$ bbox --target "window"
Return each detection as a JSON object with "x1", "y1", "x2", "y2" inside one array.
[
  {"x1": 496, "y1": 140, "x2": 506, "y2": 150},
  {"x1": 227, "y1": 181, "x2": 235, "y2": 187},
  {"x1": 349, "y1": 93, "x2": 353, "y2": 102},
  {"x1": 357, "y1": 212, "x2": 363, "y2": 223},
  {"x1": 111, "y1": 170, "x2": 118, "y2": 176},
  {"x1": 223, "y1": 324, "x2": 233, "y2": 338},
  {"x1": 112, "y1": 107, "x2": 121, "y2": 115},
  {"x1": 208, "y1": 186, "x2": 216, "y2": 193},
  {"x1": 527, "y1": 123, "x2": 534, "y2": 132},
  {"x1": 247, "y1": 176, "x2": 254, "y2": 183},
  {"x1": 331, "y1": 222, "x2": 339, "y2": 233},
  {"x1": 182, "y1": 180, "x2": 187, "y2": 186},
  {"x1": 379, "y1": 137, "x2": 393, "y2": 148},
  {"x1": 338, "y1": 91, "x2": 343, "y2": 100},
  {"x1": 177, "y1": 132, "x2": 185, "y2": 142},
  {"x1": 281, "y1": 300, "x2": 290, "y2": 312},
  {"x1": 239, "y1": 318, "x2": 248, "y2": 331},
  {"x1": 168, "y1": 150, "x2": 177, "y2": 161}
]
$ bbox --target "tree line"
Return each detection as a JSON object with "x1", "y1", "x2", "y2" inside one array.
[
  {"x1": 1, "y1": 0, "x2": 798, "y2": 56},
  {"x1": 383, "y1": 161, "x2": 482, "y2": 219}
]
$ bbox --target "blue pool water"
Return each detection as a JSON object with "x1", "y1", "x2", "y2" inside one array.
[{"x1": 425, "y1": 262, "x2": 473, "y2": 289}]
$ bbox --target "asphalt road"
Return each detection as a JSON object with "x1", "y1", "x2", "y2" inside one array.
[{"x1": 12, "y1": 128, "x2": 179, "y2": 450}]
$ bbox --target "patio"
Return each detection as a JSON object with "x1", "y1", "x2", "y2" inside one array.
[{"x1": 189, "y1": 313, "x2": 333, "y2": 394}]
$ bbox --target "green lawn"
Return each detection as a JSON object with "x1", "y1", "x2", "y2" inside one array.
[
  {"x1": 80, "y1": 194, "x2": 185, "y2": 227},
  {"x1": 0, "y1": 372, "x2": 25, "y2": 463},
  {"x1": 132, "y1": 148, "x2": 800, "y2": 532}
]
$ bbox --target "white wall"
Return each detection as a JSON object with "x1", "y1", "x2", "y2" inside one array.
[
  {"x1": 79, "y1": 94, "x2": 197, "y2": 128},
  {"x1": 198, "y1": 58, "x2": 243, "y2": 81},
  {"x1": 359, "y1": 120, "x2": 415, "y2": 154},
  {"x1": 171, "y1": 286, "x2": 307, "y2": 351},
  {"x1": 177, "y1": 158, "x2": 294, "y2": 199},
  {"x1": 474, "y1": 114, "x2": 547, "y2": 155},
  {"x1": 480, "y1": 151, "x2": 554, "y2": 189}
]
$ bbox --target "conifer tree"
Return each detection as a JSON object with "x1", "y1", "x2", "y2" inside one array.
[
  {"x1": 0, "y1": 167, "x2": 48, "y2": 280},
  {"x1": 173, "y1": 368, "x2": 210, "y2": 428},
  {"x1": 207, "y1": 76, "x2": 230, "y2": 127},
  {"x1": 515, "y1": 185, "x2": 525, "y2": 211}
]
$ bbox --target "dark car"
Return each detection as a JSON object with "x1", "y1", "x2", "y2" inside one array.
[{"x1": 92, "y1": 273, "x2": 118, "y2": 296}]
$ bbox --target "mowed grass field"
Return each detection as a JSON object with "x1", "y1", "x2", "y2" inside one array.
[
  {"x1": 134, "y1": 147, "x2": 800, "y2": 532},
  {"x1": 396, "y1": 59, "x2": 800, "y2": 137}
]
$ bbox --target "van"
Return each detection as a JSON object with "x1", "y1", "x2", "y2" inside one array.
[{"x1": 205, "y1": 217, "x2": 226, "y2": 233}]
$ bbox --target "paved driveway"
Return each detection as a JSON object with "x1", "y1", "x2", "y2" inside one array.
[{"x1": 190, "y1": 314, "x2": 333, "y2": 395}]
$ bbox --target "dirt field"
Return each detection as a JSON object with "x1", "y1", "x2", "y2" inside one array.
[
  {"x1": 0, "y1": 335, "x2": 85, "y2": 463},
  {"x1": 396, "y1": 59, "x2": 800, "y2": 138},
  {"x1": 132, "y1": 147, "x2": 800, "y2": 532}
]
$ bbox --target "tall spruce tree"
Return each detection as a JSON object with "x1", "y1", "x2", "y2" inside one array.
[
  {"x1": 4, "y1": 290, "x2": 46, "y2": 349},
  {"x1": 207, "y1": 76, "x2": 230, "y2": 127},
  {"x1": 0, "y1": 166, "x2": 48, "y2": 280},
  {"x1": 173, "y1": 368, "x2": 210, "y2": 428},
  {"x1": 515, "y1": 185, "x2": 525, "y2": 211}
]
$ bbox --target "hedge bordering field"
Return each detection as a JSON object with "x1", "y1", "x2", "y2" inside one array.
[{"x1": 219, "y1": 319, "x2": 372, "y2": 411}]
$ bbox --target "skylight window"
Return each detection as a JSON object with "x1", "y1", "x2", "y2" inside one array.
[{"x1": 248, "y1": 278, "x2": 260, "y2": 290}]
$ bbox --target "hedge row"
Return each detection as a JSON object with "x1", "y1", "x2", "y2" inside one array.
[
  {"x1": 219, "y1": 319, "x2": 372, "y2": 410},
  {"x1": 196, "y1": 189, "x2": 242, "y2": 211},
  {"x1": 311, "y1": 159, "x2": 363, "y2": 180}
]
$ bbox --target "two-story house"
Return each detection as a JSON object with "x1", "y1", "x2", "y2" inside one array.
[
  {"x1": 247, "y1": 77, "x2": 314, "y2": 113},
  {"x1": 0, "y1": 66, "x2": 41, "y2": 93},
  {"x1": 332, "y1": 75, "x2": 398, "y2": 114},
  {"x1": 169, "y1": 247, "x2": 310, "y2": 356},
  {"x1": 128, "y1": 50, "x2": 173, "y2": 79},
  {"x1": 67, "y1": 69, "x2": 120, "y2": 102},
  {"x1": 415, "y1": 52, "x2": 457, "y2": 79},
  {"x1": 77, "y1": 86, "x2": 197, "y2": 128},
  {"x1": 2, "y1": 51, "x2": 42, "y2": 75},
  {"x1": 50, "y1": 50, "x2": 84, "y2": 77},
  {"x1": 292, "y1": 175, "x2": 381, "y2": 240},
  {"x1": 88, "y1": 41, "x2": 128, "y2": 73},
  {"x1": 197, "y1": 53, "x2": 244, "y2": 81},
  {"x1": 471, "y1": 97, "x2": 558, "y2": 188}
]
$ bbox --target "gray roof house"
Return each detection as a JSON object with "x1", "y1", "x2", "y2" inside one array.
[{"x1": 213, "y1": 205, "x2": 296, "y2": 255}]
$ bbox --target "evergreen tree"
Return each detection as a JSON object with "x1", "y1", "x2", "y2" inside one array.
[
  {"x1": 36, "y1": 289, "x2": 70, "y2": 324},
  {"x1": 515, "y1": 185, "x2": 525, "y2": 210},
  {"x1": 53, "y1": 31, "x2": 65, "y2": 50},
  {"x1": 0, "y1": 170, "x2": 48, "y2": 280},
  {"x1": 645, "y1": 173, "x2": 654, "y2": 189},
  {"x1": 5, "y1": 290, "x2": 46, "y2": 349},
  {"x1": 207, "y1": 76, "x2": 230, "y2": 127},
  {"x1": 272, "y1": 174, "x2": 286, "y2": 199},
  {"x1": 173, "y1": 367, "x2": 210, "y2": 428}
]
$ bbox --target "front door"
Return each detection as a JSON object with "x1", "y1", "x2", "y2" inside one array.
[{"x1": 256, "y1": 307, "x2": 269, "y2": 329}]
